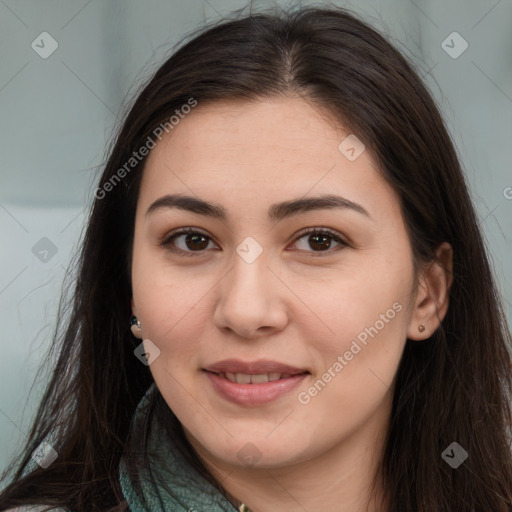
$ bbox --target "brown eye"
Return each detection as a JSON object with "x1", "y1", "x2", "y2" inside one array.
[
  {"x1": 291, "y1": 228, "x2": 349, "y2": 255},
  {"x1": 160, "y1": 228, "x2": 216, "y2": 255},
  {"x1": 307, "y1": 233, "x2": 333, "y2": 251},
  {"x1": 181, "y1": 232, "x2": 209, "y2": 251}
]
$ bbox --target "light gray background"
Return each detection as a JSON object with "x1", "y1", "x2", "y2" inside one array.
[{"x1": 1, "y1": 0, "x2": 511, "y2": 481}]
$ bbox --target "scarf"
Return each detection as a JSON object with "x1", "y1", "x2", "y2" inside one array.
[{"x1": 118, "y1": 382, "x2": 243, "y2": 512}]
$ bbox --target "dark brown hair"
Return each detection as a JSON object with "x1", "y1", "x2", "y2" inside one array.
[{"x1": 1, "y1": 5, "x2": 511, "y2": 512}]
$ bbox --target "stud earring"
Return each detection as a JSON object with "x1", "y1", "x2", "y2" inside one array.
[
  {"x1": 130, "y1": 315, "x2": 141, "y2": 336},
  {"x1": 418, "y1": 324, "x2": 426, "y2": 333}
]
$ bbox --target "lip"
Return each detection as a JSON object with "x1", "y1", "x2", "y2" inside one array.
[
  {"x1": 203, "y1": 359, "x2": 307, "y2": 375},
  {"x1": 204, "y1": 371, "x2": 309, "y2": 406}
]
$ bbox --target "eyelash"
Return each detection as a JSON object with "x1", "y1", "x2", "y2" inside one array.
[{"x1": 159, "y1": 226, "x2": 350, "y2": 258}]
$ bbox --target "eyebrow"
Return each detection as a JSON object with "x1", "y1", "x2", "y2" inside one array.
[{"x1": 146, "y1": 193, "x2": 372, "y2": 222}]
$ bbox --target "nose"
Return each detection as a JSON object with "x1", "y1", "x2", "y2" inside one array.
[{"x1": 213, "y1": 253, "x2": 289, "y2": 340}]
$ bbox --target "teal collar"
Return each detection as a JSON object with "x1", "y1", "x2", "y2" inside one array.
[{"x1": 118, "y1": 383, "x2": 239, "y2": 512}]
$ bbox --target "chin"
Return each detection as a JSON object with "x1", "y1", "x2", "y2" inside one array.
[{"x1": 197, "y1": 434, "x2": 306, "y2": 470}]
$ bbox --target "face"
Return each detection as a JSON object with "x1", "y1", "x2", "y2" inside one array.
[{"x1": 130, "y1": 96, "x2": 418, "y2": 472}]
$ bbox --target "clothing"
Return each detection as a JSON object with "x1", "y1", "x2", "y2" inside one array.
[
  {"x1": 7, "y1": 383, "x2": 241, "y2": 512},
  {"x1": 3, "y1": 508, "x2": 66, "y2": 512},
  {"x1": 118, "y1": 383, "x2": 240, "y2": 512}
]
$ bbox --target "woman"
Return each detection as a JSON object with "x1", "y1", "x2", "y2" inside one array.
[{"x1": 0, "y1": 5, "x2": 511, "y2": 512}]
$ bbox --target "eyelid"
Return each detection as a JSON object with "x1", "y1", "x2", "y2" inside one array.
[
  {"x1": 291, "y1": 226, "x2": 349, "y2": 245},
  {"x1": 159, "y1": 226, "x2": 350, "y2": 256}
]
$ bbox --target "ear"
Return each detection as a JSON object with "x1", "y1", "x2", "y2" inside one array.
[{"x1": 407, "y1": 242, "x2": 453, "y2": 340}]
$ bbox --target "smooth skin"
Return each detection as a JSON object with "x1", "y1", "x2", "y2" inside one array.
[{"x1": 130, "y1": 96, "x2": 453, "y2": 512}]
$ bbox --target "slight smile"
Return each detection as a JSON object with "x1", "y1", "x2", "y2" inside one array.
[{"x1": 203, "y1": 359, "x2": 310, "y2": 406}]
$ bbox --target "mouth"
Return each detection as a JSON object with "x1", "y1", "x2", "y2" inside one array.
[
  {"x1": 203, "y1": 358, "x2": 309, "y2": 377},
  {"x1": 203, "y1": 370, "x2": 309, "y2": 384},
  {"x1": 202, "y1": 361, "x2": 310, "y2": 406}
]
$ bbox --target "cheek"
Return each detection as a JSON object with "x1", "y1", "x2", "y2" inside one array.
[
  {"x1": 298, "y1": 300, "x2": 406, "y2": 440},
  {"x1": 312, "y1": 297, "x2": 407, "y2": 392},
  {"x1": 299, "y1": 249, "x2": 412, "y2": 407},
  {"x1": 303, "y1": 258, "x2": 412, "y2": 355},
  {"x1": 131, "y1": 255, "x2": 213, "y2": 363}
]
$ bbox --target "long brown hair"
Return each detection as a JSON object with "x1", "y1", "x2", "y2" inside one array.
[{"x1": 1, "y1": 6, "x2": 511, "y2": 512}]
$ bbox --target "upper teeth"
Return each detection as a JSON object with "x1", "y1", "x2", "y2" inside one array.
[{"x1": 224, "y1": 372, "x2": 292, "y2": 384}]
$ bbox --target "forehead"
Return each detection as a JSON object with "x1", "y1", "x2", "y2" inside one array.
[
  {"x1": 146, "y1": 96, "x2": 358, "y2": 171},
  {"x1": 138, "y1": 97, "x2": 400, "y2": 224}
]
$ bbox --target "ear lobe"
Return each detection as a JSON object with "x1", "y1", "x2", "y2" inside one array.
[
  {"x1": 407, "y1": 242, "x2": 453, "y2": 340},
  {"x1": 130, "y1": 297, "x2": 143, "y2": 339},
  {"x1": 130, "y1": 322, "x2": 143, "y2": 339}
]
